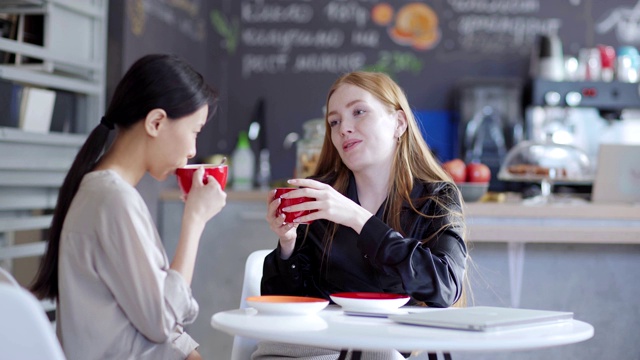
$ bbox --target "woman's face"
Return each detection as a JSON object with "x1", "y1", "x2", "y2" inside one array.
[
  {"x1": 150, "y1": 105, "x2": 208, "y2": 181},
  {"x1": 327, "y1": 83, "x2": 403, "y2": 174}
]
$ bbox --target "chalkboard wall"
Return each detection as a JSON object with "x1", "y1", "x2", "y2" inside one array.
[{"x1": 120, "y1": 0, "x2": 640, "y2": 182}]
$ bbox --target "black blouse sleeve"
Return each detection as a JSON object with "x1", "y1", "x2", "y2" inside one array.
[
  {"x1": 357, "y1": 182, "x2": 467, "y2": 307},
  {"x1": 261, "y1": 225, "x2": 322, "y2": 298}
]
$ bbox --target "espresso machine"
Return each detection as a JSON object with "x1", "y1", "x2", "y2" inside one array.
[{"x1": 524, "y1": 79, "x2": 640, "y2": 164}]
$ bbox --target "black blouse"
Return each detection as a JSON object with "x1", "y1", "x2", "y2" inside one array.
[{"x1": 261, "y1": 178, "x2": 467, "y2": 308}]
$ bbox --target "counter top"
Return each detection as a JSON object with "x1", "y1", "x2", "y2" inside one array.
[
  {"x1": 161, "y1": 189, "x2": 269, "y2": 202},
  {"x1": 465, "y1": 198, "x2": 640, "y2": 220},
  {"x1": 160, "y1": 189, "x2": 640, "y2": 244}
]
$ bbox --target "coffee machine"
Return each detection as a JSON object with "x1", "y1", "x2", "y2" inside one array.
[{"x1": 524, "y1": 79, "x2": 640, "y2": 163}]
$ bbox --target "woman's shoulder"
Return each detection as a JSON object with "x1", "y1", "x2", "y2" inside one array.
[
  {"x1": 413, "y1": 179, "x2": 458, "y2": 197},
  {"x1": 79, "y1": 170, "x2": 144, "y2": 207},
  {"x1": 410, "y1": 179, "x2": 462, "y2": 210}
]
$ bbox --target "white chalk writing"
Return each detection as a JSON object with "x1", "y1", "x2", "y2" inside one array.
[
  {"x1": 351, "y1": 29, "x2": 379, "y2": 48},
  {"x1": 142, "y1": 0, "x2": 205, "y2": 41},
  {"x1": 242, "y1": 54, "x2": 289, "y2": 78},
  {"x1": 324, "y1": 1, "x2": 368, "y2": 28},
  {"x1": 596, "y1": 0, "x2": 640, "y2": 44},
  {"x1": 242, "y1": 28, "x2": 344, "y2": 52},
  {"x1": 447, "y1": 0, "x2": 539, "y2": 14},
  {"x1": 241, "y1": 2, "x2": 314, "y2": 23},
  {"x1": 457, "y1": 15, "x2": 561, "y2": 46},
  {"x1": 293, "y1": 52, "x2": 367, "y2": 73}
]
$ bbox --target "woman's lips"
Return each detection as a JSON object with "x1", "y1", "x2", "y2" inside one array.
[{"x1": 342, "y1": 139, "x2": 361, "y2": 151}]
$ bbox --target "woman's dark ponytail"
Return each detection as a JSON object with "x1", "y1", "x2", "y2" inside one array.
[
  {"x1": 30, "y1": 123, "x2": 112, "y2": 299},
  {"x1": 30, "y1": 54, "x2": 217, "y2": 300}
]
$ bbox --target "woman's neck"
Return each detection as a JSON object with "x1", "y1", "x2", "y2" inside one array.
[
  {"x1": 94, "y1": 130, "x2": 147, "y2": 186},
  {"x1": 353, "y1": 168, "x2": 391, "y2": 214}
]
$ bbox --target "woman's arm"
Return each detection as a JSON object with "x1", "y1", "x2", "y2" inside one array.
[
  {"x1": 172, "y1": 167, "x2": 226, "y2": 284},
  {"x1": 357, "y1": 182, "x2": 467, "y2": 307},
  {"x1": 261, "y1": 224, "x2": 317, "y2": 297},
  {"x1": 95, "y1": 193, "x2": 199, "y2": 343}
]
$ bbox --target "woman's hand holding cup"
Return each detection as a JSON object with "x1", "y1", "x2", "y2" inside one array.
[
  {"x1": 180, "y1": 165, "x2": 227, "y2": 223},
  {"x1": 266, "y1": 187, "x2": 315, "y2": 258}
]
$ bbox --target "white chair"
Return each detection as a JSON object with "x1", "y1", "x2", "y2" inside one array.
[
  {"x1": 230, "y1": 249, "x2": 272, "y2": 360},
  {"x1": 0, "y1": 280, "x2": 66, "y2": 359},
  {"x1": 0, "y1": 266, "x2": 19, "y2": 286}
]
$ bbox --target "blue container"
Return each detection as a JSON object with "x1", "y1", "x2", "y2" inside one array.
[{"x1": 413, "y1": 110, "x2": 458, "y2": 162}]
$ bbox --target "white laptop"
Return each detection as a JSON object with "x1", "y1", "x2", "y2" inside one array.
[
  {"x1": 389, "y1": 306, "x2": 573, "y2": 332},
  {"x1": 591, "y1": 143, "x2": 640, "y2": 204}
]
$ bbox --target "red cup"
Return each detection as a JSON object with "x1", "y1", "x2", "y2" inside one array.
[
  {"x1": 275, "y1": 187, "x2": 315, "y2": 224},
  {"x1": 175, "y1": 164, "x2": 228, "y2": 194}
]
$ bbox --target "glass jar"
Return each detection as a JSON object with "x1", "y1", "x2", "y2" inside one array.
[{"x1": 296, "y1": 118, "x2": 325, "y2": 178}]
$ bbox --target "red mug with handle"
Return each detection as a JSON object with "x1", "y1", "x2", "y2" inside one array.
[
  {"x1": 175, "y1": 164, "x2": 228, "y2": 195},
  {"x1": 275, "y1": 188, "x2": 315, "y2": 224}
]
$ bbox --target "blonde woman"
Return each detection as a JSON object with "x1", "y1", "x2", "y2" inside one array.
[{"x1": 257, "y1": 71, "x2": 467, "y2": 360}]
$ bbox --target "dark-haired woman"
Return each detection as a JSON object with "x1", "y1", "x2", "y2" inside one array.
[
  {"x1": 256, "y1": 71, "x2": 467, "y2": 359},
  {"x1": 30, "y1": 54, "x2": 226, "y2": 360}
]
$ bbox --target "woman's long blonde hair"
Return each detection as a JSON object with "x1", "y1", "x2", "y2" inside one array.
[{"x1": 311, "y1": 71, "x2": 468, "y2": 306}]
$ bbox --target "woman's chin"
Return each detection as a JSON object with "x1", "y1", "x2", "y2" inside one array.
[{"x1": 149, "y1": 170, "x2": 170, "y2": 182}]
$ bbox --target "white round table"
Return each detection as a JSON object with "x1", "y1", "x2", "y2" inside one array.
[{"x1": 211, "y1": 306, "x2": 594, "y2": 354}]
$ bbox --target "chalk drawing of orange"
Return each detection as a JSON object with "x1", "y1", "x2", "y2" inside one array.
[
  {"x1": 372, "y1": 3, "x2": 394, "y2": 26},
  {"x1": 389, "y1": 3, "x2": 440, "y2": 51}
]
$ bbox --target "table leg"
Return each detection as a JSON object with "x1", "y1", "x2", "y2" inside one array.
[
  {"x1": 508, "y1": 241, "x2": 525, "y2": 308},
  {"x1": 340, "y1": 349, "x2": 448, "y2": 359},
  {"x1": 427, "y1": 352, "x2": 453, "y2": 359},
  {"x1": 338, "y1": 350, "x2": 362, "y2": 360}
]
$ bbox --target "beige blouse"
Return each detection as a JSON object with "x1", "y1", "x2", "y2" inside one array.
[{"x1": 57, "y1": 170, "x2": 199, "y2": 360}]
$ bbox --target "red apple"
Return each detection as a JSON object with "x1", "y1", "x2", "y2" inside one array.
[
  {"x1": 466, "y1": 162, "x2": 491, "y2": 183},
  {"x1": 442, "y1": 159, "x2": 467, "y2": 183}
]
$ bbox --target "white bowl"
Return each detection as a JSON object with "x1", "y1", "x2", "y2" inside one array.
[
  {"x1": 456, "y1": 182, "x2": 488, "y2": 202},
  {"x1": 330, "y1": 292, "x2": 410, "y2": 312},
  {"x1": 246, "y1": 295, "x2": 329, "y2": 316}
]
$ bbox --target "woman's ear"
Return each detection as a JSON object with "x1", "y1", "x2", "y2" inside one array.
[
  {"x1": 144, "y1": 109, "x2": 168, "y2": 137},
  {"x1": 395, "y1": 110, "x2": 408, "y2": 138}
]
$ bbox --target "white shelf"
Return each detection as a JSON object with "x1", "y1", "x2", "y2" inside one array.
[
  {"x1": 0, "y1": 37, "x2": 102, "y2": 73},
  {"x1": 0, "y1": 65, "x2": 101, "y2": 94},
  {"x1": 0, "y1": 1, "x2": 106, "y2": 307},
  {"x1": 0, "y1": 215, "x2": 51, "y2": 233},
  {"x1": 0, "y1": 0, "x2": 107, "y2": 130},
  {"x1": 0, "y1": 240, "x2": 47, "y2": 260}
]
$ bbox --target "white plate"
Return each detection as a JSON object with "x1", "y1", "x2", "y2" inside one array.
[
  {"x1": 246, "y1": 295, "x2": 329, "y2": 316},
  {"x1": 330, "y1": 292, "x2": 410, "y2": 312}
]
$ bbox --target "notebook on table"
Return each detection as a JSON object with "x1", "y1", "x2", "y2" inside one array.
[{"x1": 389, "y1": 306, "x2": 573, "y2": 332}]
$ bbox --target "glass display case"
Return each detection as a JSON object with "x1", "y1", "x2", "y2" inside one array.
[{"x1": 498, "y1": 136, "x2": 594, "y2": 203}]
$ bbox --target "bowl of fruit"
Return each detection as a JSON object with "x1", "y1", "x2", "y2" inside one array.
[{"x1": 442, "y1": 159, "x2": 490, "y2": 203}]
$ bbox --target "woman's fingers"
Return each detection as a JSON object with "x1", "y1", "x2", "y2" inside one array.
[{"x1": 193, "y1": 166, "x2": 205, "y2": 186}]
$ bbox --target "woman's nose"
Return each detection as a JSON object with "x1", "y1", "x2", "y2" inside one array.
[
  {"x1": 339, "y1": 122, "x2": 354, "y2": 136},
  {"x1": 187, "y1": 148, "x2": 196, "y2": 159}
]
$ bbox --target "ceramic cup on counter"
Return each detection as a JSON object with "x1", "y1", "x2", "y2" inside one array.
[
  {"x1": 175, "y1": 164, "x2": 228, "y2": 195},
  {"x1": 275, "y1": 187, "x2": 315, "y2": 224}
]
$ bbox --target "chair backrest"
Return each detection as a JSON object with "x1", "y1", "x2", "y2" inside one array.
[
  {"x1": 0, "y1": 266, "x2": 20, "y2": 286},
  {"x1": 0, "y1": 283, "x2": 66, "y2": 360},
  {"x1": 230, "y1": 249, "x2": 271, "y2": 360}
]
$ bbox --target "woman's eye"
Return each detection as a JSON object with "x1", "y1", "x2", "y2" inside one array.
[
  {"x1": 328, "y1": 120, "x2": 339, "y2": 127},
  {"x1": 354, "y1": 109, "x2": 365, "y2": 116}
]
